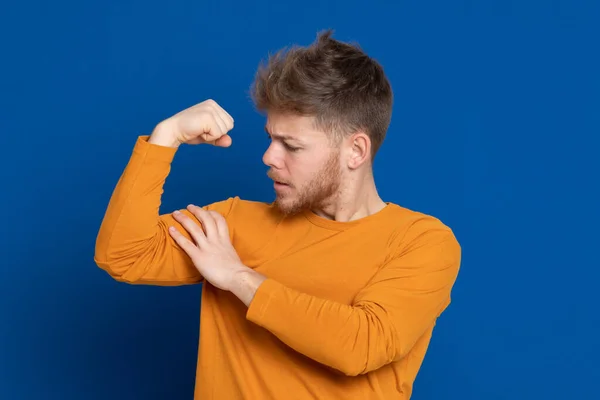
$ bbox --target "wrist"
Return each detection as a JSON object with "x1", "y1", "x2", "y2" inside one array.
[
  {"x1": 229, "y1": 267, "x2": 268, "y2": 307},
  {"x1": 149, "y1": 121, "x2": 181, "y2": 148}
]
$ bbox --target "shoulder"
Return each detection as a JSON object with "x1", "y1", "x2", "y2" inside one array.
[
  {"x1": 205, "y1": 196, "x2": 270, "y2": 213},
  {"x1": 384, "y1": 203, "x2": 460, "y2": 259},
  {"x1": 203, "y1": 197, "x2": 284, "y2": 260},
  {"x1": 204, "y1": 196, "x2": 282, "y2": 226}
]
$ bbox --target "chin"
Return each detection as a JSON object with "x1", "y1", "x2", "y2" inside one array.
[{"x1": 273, "y1": 196, "x2": 304, "y2": 216}]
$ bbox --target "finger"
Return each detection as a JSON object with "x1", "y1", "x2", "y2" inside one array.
[
  {"x1": 210, "y1": 101, "x2": 234, "y2": 130},
  {"x1": 213, "y1": 109, "x2": 230, "y2": 135},
  {"x1": 172, "y1": 210, "x2": 207, "y2": 246},
  {"x1": 187, "y1": 205, "x2": 218, "y2": 239},
  {"x1": 210, "y1": 111, "x2": 228, "y2": 141},
  {"x1": 168, "y1": 226, "x2": 200, "y2": 257},
  {"x1": 210, "y1": 211, "x2": 231, "y2": 240},
  {"x1": 199, "y1": 113, "x2": 224, "y2": 144},
  {"x1": 202, "y1": 101, "x2": 228, "y2": 137},
  {"x1": 219, "y1": 109, "x2": 234, "y2": 131},
  {"x1": 214, "y1": 134, "x2": 232, "y2": 147}
]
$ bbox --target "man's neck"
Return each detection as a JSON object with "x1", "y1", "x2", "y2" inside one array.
[{"x1": 311, "y1": 175, "x2": 387, "y2": 222}]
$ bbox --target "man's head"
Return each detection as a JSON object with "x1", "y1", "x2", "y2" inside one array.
[{"x1": 251, "y1": 30, "x2": 393, "y2": 215}]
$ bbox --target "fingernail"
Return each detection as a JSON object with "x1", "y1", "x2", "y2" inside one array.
[{"x1": 173, "y1": 210, "x2": 180, "y2": 215}]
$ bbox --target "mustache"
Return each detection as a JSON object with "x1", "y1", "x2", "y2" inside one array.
[{"x1": 267, "y1": 170, "x2": 291, "y2": 186}]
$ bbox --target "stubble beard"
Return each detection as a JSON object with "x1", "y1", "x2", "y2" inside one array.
[{"x1": 274, "y1": 151, "x2": 342, "y2": 216}]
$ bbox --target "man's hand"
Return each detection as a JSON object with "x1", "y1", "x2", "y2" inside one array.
[
  {"x1": 168, "y1": 205, "x2": 266, "y2": 303},
  {"x1": 149, "y1": 99, "x2": 234, "y2": 148}
]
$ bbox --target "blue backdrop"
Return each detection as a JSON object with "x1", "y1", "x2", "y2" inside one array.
[{"x1": 1, "y1": 1, "x2": 598, "y2": 399}]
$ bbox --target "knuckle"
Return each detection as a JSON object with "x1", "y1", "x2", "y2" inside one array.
[
  {"x1": 207, "y1": 114, "x2": 221, "y2": 132},
  {"x1": 179, "y1": 213, "x2": 190, "y2": 223},
  {"x1": 187, "y1": 204, "x2": 201, "y2": 213}
]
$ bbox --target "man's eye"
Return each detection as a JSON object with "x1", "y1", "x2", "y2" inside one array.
[
  {"x1": 284, "y1": 143, "x2": 300, "y2": 152},
  {"x1": 266, "y1": 133, "x2": 300, "y2": 152}
]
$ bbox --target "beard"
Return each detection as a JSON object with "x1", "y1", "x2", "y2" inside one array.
[{"x1": 271, "y1": 151, "x2": 342, "y2": 216}]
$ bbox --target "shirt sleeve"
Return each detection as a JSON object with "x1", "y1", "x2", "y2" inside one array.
[
  {"x1": 94, "y1": 135, "x2": 236, "y2": 285},
  {"x1": 245, "y1": 228, "x2": 461, "y2": 376}
]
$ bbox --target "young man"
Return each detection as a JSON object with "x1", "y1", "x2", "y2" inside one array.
[{"x1": 94, "y1": 30, "x2": 461, "y2": 399}]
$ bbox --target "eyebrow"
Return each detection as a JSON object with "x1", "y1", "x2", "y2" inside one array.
[{"x1": 264, "y1": 127, "x2": 302, "y2": 142}]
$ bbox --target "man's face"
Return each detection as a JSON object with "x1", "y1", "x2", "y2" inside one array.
[{"x1": 263, "y1": 112, "x2": 343, "y2": 216}]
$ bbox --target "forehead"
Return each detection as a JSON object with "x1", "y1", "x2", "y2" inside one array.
[{"x1": 265, "y1": 112, "x2": 327, "y2": 142}]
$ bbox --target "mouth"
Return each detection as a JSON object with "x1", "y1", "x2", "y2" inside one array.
[
  {"x1": 267, "y1": 170, "x2": 291, "y2": 188},
  {"x1": 274, "y1": 181, "x2": 291, "y2": 189}
]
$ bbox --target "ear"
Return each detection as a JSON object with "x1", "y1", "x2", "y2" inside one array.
[{"x1": 346, "y1": 132, "x2": 371, "y2": 169}]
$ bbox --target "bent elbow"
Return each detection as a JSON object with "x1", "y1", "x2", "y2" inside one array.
[
  {"x1": 332, "y1": 352, "x2": 379, "y2": 377},
  {"x1": 335, "y1": 349, "x2": 402, "y2": 377},
  {"x1": 338, "y1": 363, "x2": 365, "y2": 377},
  {"x1": 93, "y1": 237, "x2": 142, "y2": 281},
  {"x1": 94, "y1": 235, "x2": 119, "y2": 278},
  {"x1": 93, "y1": 252, "x2": 131, "y2": 281},
  {"x1": 333, "y1": 334, "x2": 409, "y2": 377}
]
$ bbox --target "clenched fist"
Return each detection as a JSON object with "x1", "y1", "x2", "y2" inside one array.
[{"x1": 149, "y1": 99, "x2": 234, "y2": 148}]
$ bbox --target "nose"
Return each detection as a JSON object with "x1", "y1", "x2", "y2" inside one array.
[{"x1": 262, "y1": 142, "x2": 283, "y2": 169}]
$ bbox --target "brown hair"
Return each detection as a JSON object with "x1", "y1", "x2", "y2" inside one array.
[{"x1": 250, "y1": 29, "x2": 393, "y2": 159}]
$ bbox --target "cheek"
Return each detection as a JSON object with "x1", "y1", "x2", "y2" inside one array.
[
  {"x1": 293, "y1": 168, "x2": 325, "y2": 190},
  {"x1": 287, "y1": 148, "x2": 333, "y2": 181}
]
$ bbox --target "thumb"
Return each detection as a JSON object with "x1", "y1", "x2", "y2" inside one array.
[{"x1": 214, "y1": 134, "x2": 232, "y2": 147}]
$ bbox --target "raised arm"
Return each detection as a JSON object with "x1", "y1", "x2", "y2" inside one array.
[{"x1": 93, "y1": 99, "x2": 236, "y2": 285}]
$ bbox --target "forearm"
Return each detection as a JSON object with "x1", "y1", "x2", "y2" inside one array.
[
  {"x1": 232, "y1": 231, "x2": 460, "y2": 377},
  {"x1": 241, "y1": 278, "x2": 396, "y2": 376}
]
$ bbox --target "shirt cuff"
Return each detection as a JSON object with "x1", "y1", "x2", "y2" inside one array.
[
  {"x1": 132, "y1": 135, "x2": 178, "y2": 163},
  {"x1": 246, "y1": 278, "x2": 280, "y2": 325}
]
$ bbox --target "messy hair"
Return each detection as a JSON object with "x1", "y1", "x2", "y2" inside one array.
[{"x1": 250, "y1": 29, "x2": 393, "y2": 159}]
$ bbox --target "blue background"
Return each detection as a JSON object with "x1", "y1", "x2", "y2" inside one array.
[{"x1": 1, "y1": 1, "x2": 598, "y2": 399}]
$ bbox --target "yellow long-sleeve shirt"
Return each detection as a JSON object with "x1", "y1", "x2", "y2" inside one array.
[{"x1": 94, "y1": 135, "x2": 462, "y2": 399}]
